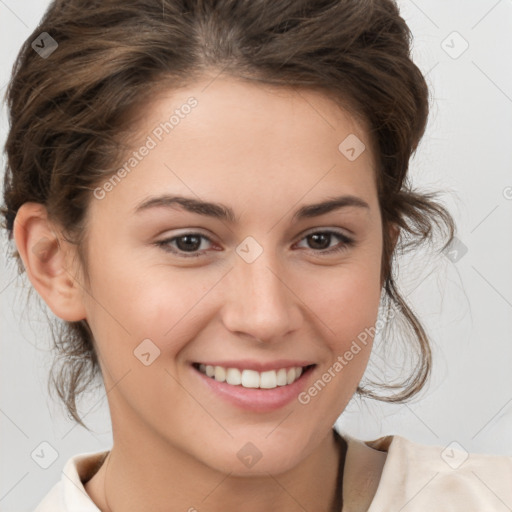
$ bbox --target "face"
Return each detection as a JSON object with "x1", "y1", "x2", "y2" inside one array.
[{"x1": 76, "y1": 75, "x2": 384, "y2": 475}]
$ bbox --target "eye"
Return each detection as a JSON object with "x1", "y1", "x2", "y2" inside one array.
[
  {"x1": 155, "y1": 233, "x2": 215, "y2": 258},
  {"x1": 155, "y1": 229, "x2": 355, "y2": 259},
  {"x1": 295, "y1": 230, "x2": 354, "y2": 255}
]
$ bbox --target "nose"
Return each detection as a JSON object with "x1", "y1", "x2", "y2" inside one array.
[{"x1": 220, "y1": 250, "x2": 303, "y2": 344}]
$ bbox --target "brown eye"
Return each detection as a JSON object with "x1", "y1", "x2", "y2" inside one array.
[
  {"x1": 295, "y1": 230, "x2": 354, "y2": 255},
  {"x1": 155, "y1": 233, "x2": 213, "y2": 258},
  {"x1": 307, "y1": 233, "x2": 332, "y2": 250},
  {"x1": 174, "y1": 234, "x2": 203, "y2": 252}
]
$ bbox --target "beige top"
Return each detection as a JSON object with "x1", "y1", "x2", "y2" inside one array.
[{"x1": 33, "y1": 426, "x2": 512, "y2": 511}]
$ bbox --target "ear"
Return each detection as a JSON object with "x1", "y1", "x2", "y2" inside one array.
[{"x1": 13, "y1": 202, "x2": 87, "y2": 322}]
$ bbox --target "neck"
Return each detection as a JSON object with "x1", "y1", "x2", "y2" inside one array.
[{"x1": 87, "y1": 427, "x2": 346, "y2": 512}]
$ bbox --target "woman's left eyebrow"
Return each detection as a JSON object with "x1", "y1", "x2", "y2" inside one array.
[{"x1": 132, "y1": 194, "x2": 370, "y2": 224}]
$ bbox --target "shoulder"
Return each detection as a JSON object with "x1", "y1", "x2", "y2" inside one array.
[
  {"x1": 342, "y1": 430, "x2": 512, "y2": 512},
  {"x1": 33, "y1": 450, "x2": 109, "y2": 512},
  {"x1": 378, "y1": 435, "x2": 512, "y2": 509},
  {"x1": 33, "y1": 481, "x2": 64, "y2": 512}
]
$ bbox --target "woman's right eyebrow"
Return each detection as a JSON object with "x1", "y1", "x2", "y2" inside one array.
[
  {"x1": 133, "y1": 194, "x2": 236, "y2": 222},
  {"x1": 132, "y1": 194, "x2": 370, "y2": 224}
]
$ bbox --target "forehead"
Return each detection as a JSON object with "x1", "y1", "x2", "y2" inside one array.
[
  {"x1": 92, "y1": 75, "x2": 378, "y2": 219},
  {"x1": 144, "y1": 75, "x2": 372, "y2": 153}
]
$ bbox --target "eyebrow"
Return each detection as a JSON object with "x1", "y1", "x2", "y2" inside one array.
[{"x1": 133, "y1": 194, "x2": 370, "y2": 223}]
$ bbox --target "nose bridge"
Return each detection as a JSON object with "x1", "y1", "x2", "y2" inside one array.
[{"x1": 222, "y1": 245, "x2": 301, "y2": 342}]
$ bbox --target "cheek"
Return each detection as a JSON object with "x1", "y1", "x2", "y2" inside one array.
[
  {"x1": 303, "y1": 255, "x2": 382, "y2": 339},
  {"x1": 294, "y1": 262, "x2": 381, "y2": 415},
  {"x1": 82, "y1": 255, "x2": 218, "y2": 358}
]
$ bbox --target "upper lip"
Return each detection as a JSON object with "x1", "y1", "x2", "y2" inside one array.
[{"x1": 193, "y1": 360, "x2": 316, "y2": 372}]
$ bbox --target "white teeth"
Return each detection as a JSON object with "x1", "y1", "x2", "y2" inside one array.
[
  {"x1": 226, "y1": 367, "x2": 242, "y2": 385},
  {"x1": 241, "y1": 369, "x2": 260, "y2": 388},
  {"x1": 260, "y1": 370, "x2": 277, "y2": 389},
  {"x1": 214, "y1": 366, "x2": 226, "y2": 382},
  {"x1": 197, "y1": 364, "x2": 308, "y2": 388},
  {"x1": 276, "y1": 368, "x2": 288, "y2": 386}
]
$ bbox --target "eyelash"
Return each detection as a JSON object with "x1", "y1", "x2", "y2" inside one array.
[{"x1": 154, "y1": 230, "x2": 355, "y2": 258}]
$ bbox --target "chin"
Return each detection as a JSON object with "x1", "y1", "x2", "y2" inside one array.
[{"x1": 200, "y1": 439, "x2": 306, "y2": 477}]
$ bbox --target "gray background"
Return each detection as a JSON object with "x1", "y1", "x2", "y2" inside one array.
[{"x1": 1, "y1": 1, "x2": 512, "y2": 511}]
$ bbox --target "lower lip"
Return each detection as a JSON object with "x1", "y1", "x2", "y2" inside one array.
[{"x1": 191, "y1": 364, "x2": 316, "y2": 412}]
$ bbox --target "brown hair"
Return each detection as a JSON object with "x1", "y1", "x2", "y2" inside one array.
[{"x1": 1, "y1": 0, "x2": 454, "y2": 429}]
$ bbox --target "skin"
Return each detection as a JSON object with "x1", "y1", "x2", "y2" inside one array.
[{"x1": 14, "y1": 74, "x2": 394, "y2": 512}]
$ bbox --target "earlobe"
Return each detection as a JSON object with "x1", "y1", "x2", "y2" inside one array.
[{"x1": 13, "y1": 202, "x2": 87, "y2": 322}]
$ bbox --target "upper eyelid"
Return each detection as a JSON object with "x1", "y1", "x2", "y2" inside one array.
[
  {"x1": 294, "y1": 230, "x2": 353, "y2": 249},
  {"x1": 159, "y1": 227, "x2": 351, "y2": 241},
  {"x1": 298, "y1": 226, "x2": 352, "y2": 239},
  {"x1": 159, "y1": 228, "x2": 353, "y2": 251}
]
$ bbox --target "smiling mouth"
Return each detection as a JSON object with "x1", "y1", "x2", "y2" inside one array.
[{"x1": 192, "y1": 363, "x2": 316, "y2": 389}]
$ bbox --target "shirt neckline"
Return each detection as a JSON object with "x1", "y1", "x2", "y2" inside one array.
[
  {"x1": 335, "y1": 426, "x2": 391, "y2": 512},
  {"x1": 66, "y1": 428, "x2": 392, "y2": 512}
]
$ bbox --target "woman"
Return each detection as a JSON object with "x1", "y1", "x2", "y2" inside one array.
[{"x1": 2, "y1": 0, "x2": 511, "y2": 511}]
